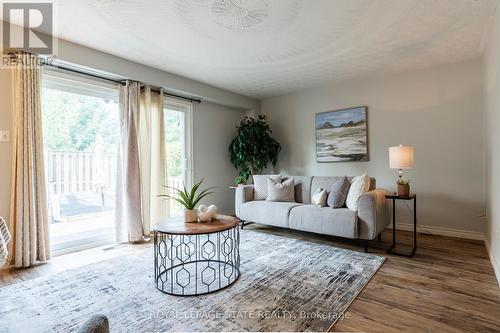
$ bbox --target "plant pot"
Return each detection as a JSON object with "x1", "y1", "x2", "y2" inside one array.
[
  {"x1": 184, "y1": 209, "x2": 198, "y2": 223},
  {"x1": 397, "y1": 183, "x2": 410, "y2": 197}
]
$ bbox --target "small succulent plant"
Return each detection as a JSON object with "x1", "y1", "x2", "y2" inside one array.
[{"x1": 159, "y1": 179, "x2": 215, "y2": 210}]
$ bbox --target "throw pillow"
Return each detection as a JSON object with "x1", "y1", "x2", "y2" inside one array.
[
  {"x1": 253, "y1": 174, "x2": 281, "y2": 200},
  {"x1": 311, "y1": 188, "x2": 328, "y2": 207},
  {"x1": 266, "y1": 178, "x2": 295, "y2": 202},
  {"x1": 345, "y1": 174, "x2": 371, "y2": 211},
  {"x1": 327, "y1": 177, "x2": 351, "y2": 208}
]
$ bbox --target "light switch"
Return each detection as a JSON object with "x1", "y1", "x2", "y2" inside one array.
[{"x1": 0, "y1": 130, "x2": 10, "y2": 143}]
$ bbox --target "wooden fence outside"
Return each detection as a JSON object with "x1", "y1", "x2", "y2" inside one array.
[
  {"x1": 45, "y1": 150, "x2": 117, "y2": 195},
  {"x1": 44, "y1": 150, "x2": 184, "y2": 218}
]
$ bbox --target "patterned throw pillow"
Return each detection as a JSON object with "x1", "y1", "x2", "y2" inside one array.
[
  {"x1": 345, "y1": 174, "x2": 371, "y2": 211},
  {"x1": 327, "y1": 177, "x2": 351, "y2": 208},
  {"x1": 311, "y1": 188, "x2": 328, "y2": 207},
  {"x1": 266, "y1": 178, "x2": 295, "y2": 202},
  {"x1": 253, "y1": 174, "x2": 281, "y2": 200}
]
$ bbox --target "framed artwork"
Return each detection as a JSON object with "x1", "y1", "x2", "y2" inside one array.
[{"x1": 315, "y1": 106, "x2": 369, "y2": 162}]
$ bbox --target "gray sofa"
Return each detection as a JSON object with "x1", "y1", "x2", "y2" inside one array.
[{"x1": 235, "y1": 176, "x2": 390, "y2": 251}]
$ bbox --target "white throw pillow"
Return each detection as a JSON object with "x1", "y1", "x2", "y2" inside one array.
[
  {"x1": 345, "y1": 174, "x2": 371, "y2": 211},
  {"x1": 311, "y1": 188, "x2": 328, "y2": 207},
  {"x1": 253, "y1": 174, "x2": 281, "y2": 200},
  {"x1": 266, "y1": 178, "x2": 295, "y2": 202}
]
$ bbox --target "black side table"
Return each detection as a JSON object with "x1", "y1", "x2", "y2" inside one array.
[{"x1": 385, "y1": 193, "x2": 417, "y2": 257}]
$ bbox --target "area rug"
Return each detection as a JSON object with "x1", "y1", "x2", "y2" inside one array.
[{"x1": 0, "y1": 230, "x2": 385, "y2": 332}]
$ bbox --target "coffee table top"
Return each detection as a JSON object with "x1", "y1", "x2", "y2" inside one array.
[{"x1": 154, "y1": 214, "x2": 240, "y2": 235}]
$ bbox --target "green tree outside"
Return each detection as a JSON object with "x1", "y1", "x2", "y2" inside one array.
[{"x1": 41, "y1": 88, "x2": 119, "y2": 153}]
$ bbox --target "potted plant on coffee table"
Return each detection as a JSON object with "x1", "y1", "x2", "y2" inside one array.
[{"x1": 159, "y1": 179, "x2": 215, "y2": 223}]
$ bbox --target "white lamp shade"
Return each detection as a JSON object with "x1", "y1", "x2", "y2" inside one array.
[{"x1": 389, "y1": 145, "x2": 414, "y2": 169}]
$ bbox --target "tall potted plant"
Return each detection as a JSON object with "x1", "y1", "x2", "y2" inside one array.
[
  {"x1": 159, "y1": 179, "x2": 214, "y2": 222},
  {"x1": 229, "y1": 115, "x2": 281, "y2": 184}
]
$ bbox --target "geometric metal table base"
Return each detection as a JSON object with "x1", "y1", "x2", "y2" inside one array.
[{"x1": 154, "y1": 226, "x2": 240, "y2": 296}]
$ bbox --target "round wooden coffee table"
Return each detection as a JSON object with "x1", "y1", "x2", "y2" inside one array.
[{"x1": 153, "y1": 215, "x2": 240, "y2": 296}]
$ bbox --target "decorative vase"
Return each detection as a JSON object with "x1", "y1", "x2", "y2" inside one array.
[
  {"x1": 184, "y1": 209, "x2": 198, "y2": 223},
  {"x1": 397, "y1": 183, "x2": 410, "y2": 196}
]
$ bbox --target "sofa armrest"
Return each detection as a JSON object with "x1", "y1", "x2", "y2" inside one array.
[
  {"x1": 235, "y1": 185, "x2": 254, "y2": 218},
  {"x1": 357, "y1": 189, "x2": 390, "y2": 240}
]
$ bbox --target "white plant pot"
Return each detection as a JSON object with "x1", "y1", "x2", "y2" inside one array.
[{"x1": 184, "y1": 209, "x2": 198, "y2": 223}]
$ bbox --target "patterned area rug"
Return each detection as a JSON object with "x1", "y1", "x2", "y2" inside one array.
[{"x1": 0, "y1": 230, "x2": 384, "y2": 332}]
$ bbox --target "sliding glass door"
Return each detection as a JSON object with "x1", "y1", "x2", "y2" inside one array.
[
  {"x1": 41, "y1": 70, "x2": 120, "y2": 255},
  {"x1": 163, "y1": 98, "x2": 193, "y2": 217},
  {"x1": 41, "y1": 70, "x2": 193, "y2": 253}
]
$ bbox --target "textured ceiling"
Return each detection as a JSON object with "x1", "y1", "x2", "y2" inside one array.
[{"x1": 26, "y1": 0, "x2": 500, "y2": 98}]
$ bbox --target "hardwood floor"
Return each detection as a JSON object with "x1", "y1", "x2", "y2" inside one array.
[
  {"x1": 330, "y1": 232, "x2": 500, "y2": 333},
  {"x1": 0, "y1": 242, "x2": 150, "y2": 287},
  {"x1": 1, "y1": 227, "x2": 499, "y2": 332},
  {"x1": 242, "y1": 225, "x2": 500, "y2": 333}
]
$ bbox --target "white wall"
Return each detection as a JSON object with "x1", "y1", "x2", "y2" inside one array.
[
  {"x1": 193, "y1": 102, "x2": 244, "y2": 214},
  {"x1": 262, "y1": 59, "x2": 486, "y2": 234},
  {"x1": 483, "y1": 7, "x2": 500, "y2": 283}
]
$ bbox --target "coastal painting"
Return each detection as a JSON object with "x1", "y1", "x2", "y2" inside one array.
[{"x1": 315, "y1": 106, "x2": 368, "y2": 162}]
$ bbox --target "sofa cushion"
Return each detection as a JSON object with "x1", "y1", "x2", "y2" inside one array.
[
  {"x1": 346, "y1": 174, "x2": 371, "y2": 211},
  {"x1": 239, "y1": 201, "x2": 301, "y2": 228},
  {"x1": 311, "y1": 188, "x2": 328, "y2": 207},
  {"x1": 289, "y1": 205, "x2": 358, "y2": 238},
  {"x1": 288, "y1": 176, "x2": 313, "y2": 204},
  {"x1": 253, "y1": 174, "x2": 281, "y2": 200},
  {"x1": 266, "y1": 177, "x2": 295, "y2": 202},
  {"x1": 311, "y1": 176, "x2": 376, "y2": 201},
  {"x1": 327, "y1": 176, "x2": 350, "y2": 208},
  {"x1": 311, "y1": 177, "x2": 344, "y2": 198}
]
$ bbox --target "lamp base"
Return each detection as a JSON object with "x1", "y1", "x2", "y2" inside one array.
[{"x1": 397, "y1": 183, "x2": 410, "y2": 196}]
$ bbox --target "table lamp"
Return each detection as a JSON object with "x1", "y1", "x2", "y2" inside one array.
[{"x1": 389, "y1": 145, "x2": 414, "y2": 196}]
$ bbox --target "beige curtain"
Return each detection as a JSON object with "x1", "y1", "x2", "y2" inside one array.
[
  {"x1": 116, "y1": 83, "x2": 168, "y2": 241},
  {"x1": 138, "y1": 86, "x2": 168, "y2": 235},
  {"x1": 9, "y1": 53, "x2": 50, "y2": 267},
  {"x1": 115, "y1": 81, "x2": 143, "y2": 242}
]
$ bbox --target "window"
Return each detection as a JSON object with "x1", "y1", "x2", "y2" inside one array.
[
  {"x1": 162, "y1": 98, "x2": 193, "y2": 217},
  {"x1": 41, "y1": 69, "x2": 120, "y2": 255}
]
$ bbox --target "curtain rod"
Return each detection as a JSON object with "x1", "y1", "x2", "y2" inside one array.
[{"x1": 42, "y1": 63, "x2": 202, "y2": 104}]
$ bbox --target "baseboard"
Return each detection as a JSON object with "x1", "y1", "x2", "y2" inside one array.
[
  {"x1": 485, "y1": 238, "x2": 500, "y2": 287},
  {"x1": 388, "y1": 223, "x2": 485, "y2": 241}
]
